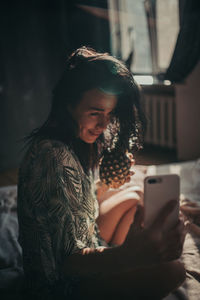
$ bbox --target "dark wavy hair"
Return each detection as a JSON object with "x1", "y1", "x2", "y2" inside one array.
[{"x1": 25, "y1": 46, "x2": 146, "y2": 172}]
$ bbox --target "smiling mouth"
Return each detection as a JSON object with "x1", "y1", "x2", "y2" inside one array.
[{"x1": 89, "y1": 130, "x2": 102, "y2": 136}]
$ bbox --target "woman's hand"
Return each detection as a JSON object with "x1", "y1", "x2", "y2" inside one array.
[
  {"x1": 122, "y1": 200, "x2": 186, "y2": 269},
  {"x1": 180, "y1": 199, "x2": 200, "y2": 236},
  {"x1": 95, "y1": 179, "x2": 109, "y2": 199},
  {"x1": 124, "y1": 153, "x2": 135, "y2": 184}
]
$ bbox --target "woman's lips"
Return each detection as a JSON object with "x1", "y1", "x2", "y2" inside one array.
[{"x1": 89, "y1": 130, "x2": 102, "y2": 136}]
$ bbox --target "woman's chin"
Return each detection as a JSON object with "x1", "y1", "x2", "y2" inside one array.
[{"x1": 80, "y1": 136, "x2": 98, "y2": 144}]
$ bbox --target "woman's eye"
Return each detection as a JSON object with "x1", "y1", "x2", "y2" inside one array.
[
  {"x1": 108, "y1": 111, "x2": 114, "y2": 118},
  {"x1": 90, "y1": 112, "x2": 99, "y2": 116},
  {"x1": 89, "y1": 111, "x2": 114, "y2": 119}
]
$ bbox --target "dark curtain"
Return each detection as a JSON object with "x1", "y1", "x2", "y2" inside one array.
[
  {"x1": 144, "y1": 0, "x2": 157, "y2": 75},
  {"x1": 165, "y1": 0, "x2": 200, "y2": 83},
  {"x1": 66, "y1": 0, "x2": 110, "y2": 53}
]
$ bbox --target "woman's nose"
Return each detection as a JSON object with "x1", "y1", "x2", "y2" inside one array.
[{"x1": 96, "y1": 115, "x2": 109, "y2": 130}]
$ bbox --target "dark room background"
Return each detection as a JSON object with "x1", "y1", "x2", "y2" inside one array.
[
  {"x1": 0, "y1": 0, "x2": 110, "y2": 171},
  {"x1": 1, "y1": 0, "x2": 200, "y2": 172}
]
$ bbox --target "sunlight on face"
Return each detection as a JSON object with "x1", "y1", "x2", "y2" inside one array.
[{"x1": 69, "y1": 88, "x2": 117, "y2": 143}]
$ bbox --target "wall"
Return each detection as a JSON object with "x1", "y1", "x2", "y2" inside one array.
[{"x1": 175, "y1": 60, "x2": 200, "y2": 160}]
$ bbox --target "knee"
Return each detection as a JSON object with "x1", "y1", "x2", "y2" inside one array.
[{"x1": 116, "y1": 196, "x2": 140, "y2": 215}]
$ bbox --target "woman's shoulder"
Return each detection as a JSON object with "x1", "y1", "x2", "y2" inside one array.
[
  {"x1": 23, "y1": 138, "x2": 81, "y2": 171},
  {"x1": 33, "y1": 138, "x2": 69, "y2": 152},
  {"x1": 27, "y1": 137, "x2": 70, "y2": 156}
]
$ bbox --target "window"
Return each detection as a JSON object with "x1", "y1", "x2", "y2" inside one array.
[{"x1": 108, "y1": 0, "x2": 179, "y2": 84}]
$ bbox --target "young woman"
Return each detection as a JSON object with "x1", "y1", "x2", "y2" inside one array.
[{"x1": 17, "y1": 46, "x2": 186, "y2": 300}]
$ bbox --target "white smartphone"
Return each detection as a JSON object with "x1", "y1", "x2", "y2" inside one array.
[{"x1": 144, "y1": 174, "x2": 180, "y2": 230}]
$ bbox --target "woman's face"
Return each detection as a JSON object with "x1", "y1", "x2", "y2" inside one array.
[{"x1": 69, "y1": 88, "x2": 117, "y2": 143}]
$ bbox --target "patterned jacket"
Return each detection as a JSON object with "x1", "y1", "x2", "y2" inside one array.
[{"x1": 17, "y1": 138, "x2": 103, "y2": 299}]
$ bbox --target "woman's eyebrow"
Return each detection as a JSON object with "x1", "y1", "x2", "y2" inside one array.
[
  {"x1": 89, "y1": 106, "x2": 105, "y2": 111},
  {"x1": 89, "y1": 106, "x2": 115, "y2": 112}
]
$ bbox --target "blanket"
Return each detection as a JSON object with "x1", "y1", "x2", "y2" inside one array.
[{"x1": 0, "y1": 185, "x2": 24, "y2": 299}]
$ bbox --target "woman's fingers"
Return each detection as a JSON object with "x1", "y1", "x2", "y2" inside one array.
[
  {"x1": 127, "y1": 153, "x2": 133, "y2": 159},
  {"x1": 157, "y1": 218, "x2": 186, "y2": 262},
  {"x1": 127, "y1": 152, "x2": 135, "y2": 167},
  {"x1": 163, "y1": 231, "x2": 185, "y2": 260},
  {"x1": 131, "y1": 159, "x2": 135, "y2": 166},
  {"x1": 127, "y1": 170, "x2": 135, "y2": 178},
  {"x1": 167, "y1": 221, "x2": 186, "y2": 244},
  {"x1": 180, "y1": 205, "x2": 200, "y2": 215},
  {"x1": 125, "y1": 170, "x2": 135, "y2": 184},
  {"x1": 186, "y1": 222, "x2": 200, "y2": 236},
  {"x1": 151, "y1": 200, "x2": 178, "y2": 230},
  {"x1": 125, "y1": 176, "x2": 131, "y2": 183}
]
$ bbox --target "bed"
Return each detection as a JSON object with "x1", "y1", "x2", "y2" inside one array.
[{"x1": 0, "y1": 159, "x2": 200, "y2": 299}]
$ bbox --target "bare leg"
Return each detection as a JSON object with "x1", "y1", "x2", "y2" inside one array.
[
  {"x1": 110, "y1": 205, "x2": 137, "y2": 245},
  {"x1": 97, "y1": 194, "x2": 139, "y2": 243},
  {"x1": 74, "y1": 260, "x2": 186, "y2": 300}
]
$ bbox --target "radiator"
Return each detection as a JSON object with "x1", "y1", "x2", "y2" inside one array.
[{"x1": 143, "y1": 94, "x2": 176, "y2": 149}]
